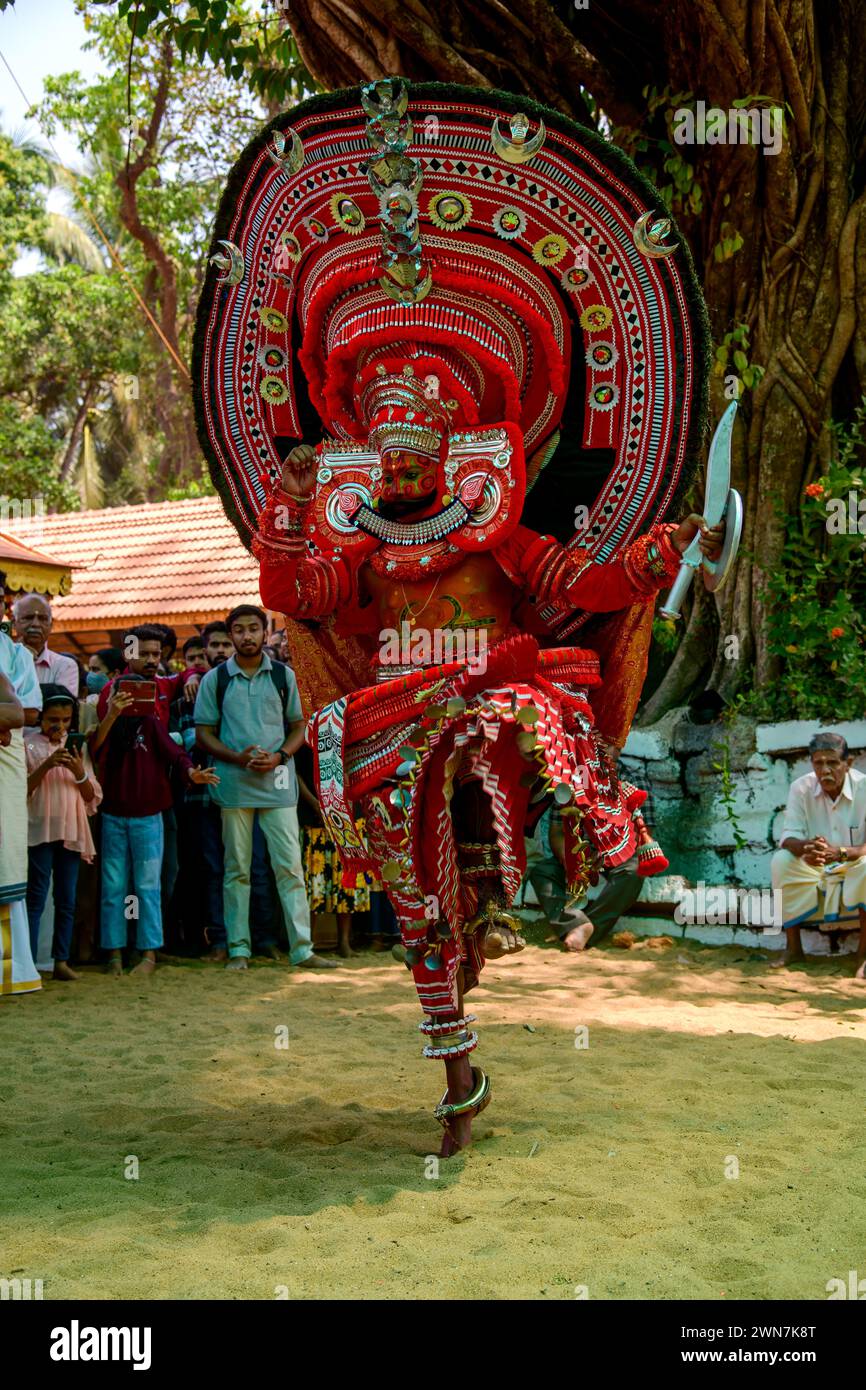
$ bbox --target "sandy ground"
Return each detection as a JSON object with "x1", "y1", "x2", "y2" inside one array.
[{"x1": 2, "y1": 924, "x2": 866, "y2": 1301}]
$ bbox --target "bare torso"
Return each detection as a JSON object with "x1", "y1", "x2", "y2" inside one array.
[{"x1": 362, "y1": 551, "x2": 518, "y2": 641}]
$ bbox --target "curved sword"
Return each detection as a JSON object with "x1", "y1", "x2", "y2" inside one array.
[{"x1": 659, "y1": 400, "x2": 739, "y2": 620}]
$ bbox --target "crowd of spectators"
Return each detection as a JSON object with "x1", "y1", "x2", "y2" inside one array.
[{"x1": 0, "y1": 592, "x2": 399, "y2": 989}]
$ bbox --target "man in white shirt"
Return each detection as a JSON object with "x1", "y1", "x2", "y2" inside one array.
[
  {"x1": 0, "y1": 616, "x2": 42, "y2": 995},
  {"x1": 771, "y1": 732, "x2": 866, "y2": 976},
  {"x1": 13, "y1": 593, "x2": 80, "y2": 703}
]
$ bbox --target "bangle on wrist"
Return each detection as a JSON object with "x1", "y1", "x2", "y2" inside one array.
[{"x1": 74, "y1": 773, "x2": 88, "y2": 784}]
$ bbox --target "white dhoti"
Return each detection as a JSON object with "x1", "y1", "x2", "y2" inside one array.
[
  {"x1": 0, "y1": 730, "x2": 41, "y2": 996},
  {"x1": 771, "y1": 848, "x2": 866, "y2": 930}
]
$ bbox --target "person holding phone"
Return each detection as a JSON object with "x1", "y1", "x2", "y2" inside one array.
[
  {"x1": 94, "y1": 673, "x2": 220, "y2": 977},
  {"x1": 25, "y1": 684, "x2": 101, "y2": 981}
]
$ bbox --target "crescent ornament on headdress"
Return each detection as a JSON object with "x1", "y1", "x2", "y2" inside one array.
[
  {"x1": 490, "y1": 111, "x2": 546, "y2": 164},
  {"x1": 361, "y1": 78, "x2": 409, "y2": 120},
  {"x1": 379, "y1": 265, "x2": 433, "y2": 305},
  {"x1": 632, "y1": 209, "x2": 678, "y2": 258},
  {"x1": 208, "y1": 239, "x2": 244, "y2": 285},
  {"x1": 267, "y1": 128, "x2": 304, "y2": 174}
]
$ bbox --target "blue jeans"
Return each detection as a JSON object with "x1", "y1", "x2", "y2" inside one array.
[
  {"x1": 200, "y1": 802, "x2": 278, "y2": 950},
  {"x1": 27, "y1": 841, "x2": 81, "y2": 963},
  {"x1": 100, "y1": 813, "x2": 164, "y2": 951}
]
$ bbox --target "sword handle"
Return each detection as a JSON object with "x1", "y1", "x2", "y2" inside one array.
[{"x1": 658, "y1": 562, "x2": 696, "y2": 620}]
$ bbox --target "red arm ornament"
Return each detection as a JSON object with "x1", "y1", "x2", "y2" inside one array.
[
  {"x1": 252, "y1": 488, "x2": 353, "y2": 619},
  {"x1": 501, "y1": 522, "x2": 682, "y2": 611}
]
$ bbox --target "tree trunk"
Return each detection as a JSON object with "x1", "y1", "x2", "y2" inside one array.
[
  {"x1": 283, "y1": 0, "x2": 866, "y2": 713},
  {"x1": 114, "y1": 38, "x2": 197, "y2": 491}
]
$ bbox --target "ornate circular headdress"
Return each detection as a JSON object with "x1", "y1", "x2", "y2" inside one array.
[{"x1": 195, "y1": 79, "x2": 708, "y2": 562}]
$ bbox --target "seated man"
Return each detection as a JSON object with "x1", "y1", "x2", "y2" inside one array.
[{"x1": 771, "y1": 732, "x2": 866, "y2": 977}]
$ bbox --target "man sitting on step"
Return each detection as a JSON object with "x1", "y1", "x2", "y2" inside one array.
[{"x1": 771, "y1": 731, "x2": 866, "y2": 977}]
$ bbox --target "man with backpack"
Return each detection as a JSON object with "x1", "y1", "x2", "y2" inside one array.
[{"x1": 194, "y1": 605, "x2": 336, "y2": 972}]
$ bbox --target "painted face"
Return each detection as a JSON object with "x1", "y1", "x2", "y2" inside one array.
[{"x1": 378, "y1": 449, "x2": 438, "y2": 518}]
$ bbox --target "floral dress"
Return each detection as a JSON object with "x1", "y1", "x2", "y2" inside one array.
[{"x1": 302, "y1": 819, "x2": 376, "y2": 913}]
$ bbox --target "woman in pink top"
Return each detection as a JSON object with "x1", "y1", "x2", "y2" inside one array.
[{"x1": 25, "y1": 684, "x2": 102, "y2": 981}]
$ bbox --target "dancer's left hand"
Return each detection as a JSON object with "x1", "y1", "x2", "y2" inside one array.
[{"x1": 672, "y1": 513, "x2": 725, "y2": 560}]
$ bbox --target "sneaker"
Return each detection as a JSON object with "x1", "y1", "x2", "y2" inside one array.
[{"x1": 296, "y1": 953, "x2": 339, "y2": 969}]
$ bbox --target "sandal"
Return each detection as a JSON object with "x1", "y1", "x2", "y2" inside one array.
[{"x1": 433, "y1": 1066, "x2": 492, "y2": 1150}]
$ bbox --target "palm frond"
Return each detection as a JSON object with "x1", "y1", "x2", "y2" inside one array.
[
  {"x1": 44, "y1": 211, "x2": 107, "y2": 272},
  {"x1": 78, "y1": 421, "x2": 105, "y2": 509}
]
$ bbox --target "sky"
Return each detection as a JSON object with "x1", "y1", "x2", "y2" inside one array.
[
  {"x1": 0, "y1": 0, "x2": 106, "y2": 270},
  {"x1": 0, "y1": 0, "x2": 105, "y2": 168}
]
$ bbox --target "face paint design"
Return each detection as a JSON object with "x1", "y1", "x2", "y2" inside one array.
[{"x1": 378, "y1": 450, "x2": 438, "y2": 514}]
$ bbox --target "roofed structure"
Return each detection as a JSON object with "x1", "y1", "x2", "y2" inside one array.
[
  {"x1": 0, "y1": 528, "x2": 75, "y2": 598},
  {"x1": 3, "y1": 496, "x2": 263, "y2": 656}
]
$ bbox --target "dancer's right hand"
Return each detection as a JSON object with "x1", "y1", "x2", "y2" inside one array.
[{"x1": 281, "y1": 444, "x2": 318, "y2": 499}]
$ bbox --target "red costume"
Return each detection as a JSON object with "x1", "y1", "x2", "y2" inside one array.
[{"x1": 195, "y1": 78, "x2": 709, "y2": 1143}]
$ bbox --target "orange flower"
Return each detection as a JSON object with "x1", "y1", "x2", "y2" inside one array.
[
  {"x1": 830, "y1": 627, "x2": 845, "y2": 639},
  {"x1": 805, "y1": 482, "x2": 825, "y2": 498}
]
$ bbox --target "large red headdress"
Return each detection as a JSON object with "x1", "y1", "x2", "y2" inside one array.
[{"x1": 195, "y1": 79, "x2": 708, "y2": 577}]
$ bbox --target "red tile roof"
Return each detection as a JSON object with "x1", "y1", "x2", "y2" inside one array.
[
  {"x1": 0, "y1": 528, "x2": 75, "y2": 570},
  {"x1": 5, "y1": 497, "x2": 261, "y2": 631}
]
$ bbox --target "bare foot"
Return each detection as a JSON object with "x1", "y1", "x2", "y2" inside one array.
[
  {"x1": 225, "y1": 957, "x2": 248, "y2": 971},
  {"x1": 438, "y1": 1079, "x2": 475, "y2": 1157},
  {"x1": 483, "y1": 924, "x2": 526, "y2": 959},
  {"x1": 854, "y1": 959, "x2": 866, "y2": 980},
  {"x1": 297, "y1": 953, "x2": 339, "y2": 969},
  {"x1": 257, "y1": 945, "x2": 284, "y2": 962},
  {"x1": 104, "y1": 956, "x2": 123, "y2": 977},
  {"x1": 440, "y1": 1114, "x2": 472, "y2": 1157},
  {"x1": 130, "y1": 957, "x2": 156, "y2": 977},
  {"x1": 338, "y1": 940, "x2": 359, "y2": 958},
  {"x1": 562, "y1": 922, "x2": 594, "y2": 952},
  {"x1": 770, "y1": 951, "x2": 806, "y2": 969},
  {"x1": 202, "y1": 948, "x2": 228, "y2": 963},
  {"x1": 53, "y1": 961, "x2": 80, "y2": 981}
]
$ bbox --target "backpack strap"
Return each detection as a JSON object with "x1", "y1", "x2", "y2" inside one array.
[
  {"x1": 268, "y1": 660, "x2": 291, "y2": 733},
  {"x1": 214, "y1": 660, "x2": 232, "y2": 740}
]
